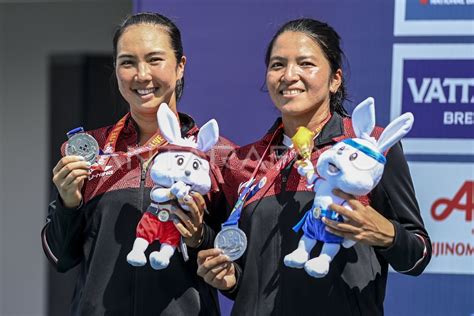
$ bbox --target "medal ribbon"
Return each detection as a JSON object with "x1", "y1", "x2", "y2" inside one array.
[
  {"x1": 222, "y1": 124, "x2": 296, "y2": 227},
  {"x1": 222, "y1": 114, "x2": 332, "y2": 227},
  {"x1": 93, "y1": 112, "x2": 196, "y2": 170}
]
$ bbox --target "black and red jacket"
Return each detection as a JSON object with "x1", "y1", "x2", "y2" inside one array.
[
  {"x1": 218, "y1": 113, "x2": 431, "y2": 316},
  {"x1": 41, "y1": 112, "x2": 235, "y2": 316}
]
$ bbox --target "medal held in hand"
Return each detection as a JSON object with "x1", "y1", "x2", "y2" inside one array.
[
  {"x1": 214, "y1": 226, "x2": 248, "y2": 261},
  {"x1": 215, "y1": 177, "x2": 266, "y2": 261},
  {"x1": 65, "y1": 127, "x2": 100, "y2": 164}
]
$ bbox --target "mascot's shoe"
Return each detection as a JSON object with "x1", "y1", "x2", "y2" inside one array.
[
  {"x1": 126, "y1": 250, "x2": 147, "y2": 267},
  {"x1": 149, "y1": 251, "x2": 171, "y2": 270},
  {"x1": 304, "y1": 256, "x2": 330, "y2": 278},
  {"x1": 284, "y1": 248, "x2": 309, "y2": 268}
]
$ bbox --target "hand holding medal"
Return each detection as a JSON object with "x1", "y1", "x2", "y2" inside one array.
[{"x1": 52, "y1": 127, "x2": 98, "y2": 209}]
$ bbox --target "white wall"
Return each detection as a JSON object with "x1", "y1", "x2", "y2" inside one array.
[{"x1": 0, "y1": 1, "x2": 131, "y2": 315}]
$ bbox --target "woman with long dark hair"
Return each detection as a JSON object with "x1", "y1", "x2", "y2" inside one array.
[
  {"x1": 42, "y1": 12, "x2": 233, "y2": 315},
  {"x1": 197, "y1": 18, "x2": 431, "y2": 315}
]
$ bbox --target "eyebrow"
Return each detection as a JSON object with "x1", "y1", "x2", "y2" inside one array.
[
  {"x1": 117, "y1": 50, "x2": 167, "y2": 60},
  {"x1": 269, "y1": 55, "x2": 315, "y2": 61}
]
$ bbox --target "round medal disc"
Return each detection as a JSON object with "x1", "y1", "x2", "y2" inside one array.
[
  {"x1": 66, "y1": 133, "x2": 99, "y2": 164},
  {"x1": 312, "y1": 206, "x2": 321, "y2": 219},
  {"x1": 157, "y1": 210, "x2": 170, "y2": 222},
  {"x1": 214, "y1": 226, "x2": 247, "y2": 261}
]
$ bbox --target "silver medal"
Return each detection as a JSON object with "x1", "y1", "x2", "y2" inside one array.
[
  {"x1": 312, "y1": 206, "x2": 321, "y2": 219},
  {"x1": 214, "y1": 226, "x2": 247, "y2": 261},
  {"x1": 66, "y1": 133, "x2": 99, "y2": 164},
  {"x1": 157, "y1": 210, "x2": 170, "y2": 222}
]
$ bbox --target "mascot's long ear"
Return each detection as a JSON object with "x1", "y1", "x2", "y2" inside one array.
[
  {"x1": 377, "y1": 112, "x2": 414, "y2": 153},
  {"x1": 352, "y1": 97, "x2": 375, "y2": 141},
  {"x1": 157, "y1": 103, "x2": 182, "y2": 144},
  {"x1": 197, "y1": 119, "x2": 219, "y2": 152}
]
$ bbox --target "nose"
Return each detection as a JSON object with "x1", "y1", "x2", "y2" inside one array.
[
  {"x1": 136, "y1": 63, "x2": 152, "y2": 82},
  {"x1": 185, "y1": 170, "x2": 191, "y2": 177},
  {"x1": 282, "y1": 64, "x2": 299, "y2": 82}
]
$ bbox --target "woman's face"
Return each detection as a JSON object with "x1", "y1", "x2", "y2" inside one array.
[
  {"x1": 115, "y1": 23, "x2": 185, "y2": 115},
  {"x1": 266, "y1": 31, "x2": 341, "y2": 118}
]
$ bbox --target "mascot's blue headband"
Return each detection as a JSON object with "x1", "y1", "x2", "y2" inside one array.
[{"x1": 342, "y1": 139, "x2": 386, "y2": 164}]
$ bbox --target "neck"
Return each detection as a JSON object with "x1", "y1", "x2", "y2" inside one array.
[
  {"x1": 282, "y1": 106, "x2": 331, "y2": 138},
  {"x1": 130, "y1": 108, "x2": 179, "y2": 145}
]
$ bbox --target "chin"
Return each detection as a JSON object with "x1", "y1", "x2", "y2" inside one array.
[{"x1": 278, "y1": 105, "x2": 314, "y2": 117}]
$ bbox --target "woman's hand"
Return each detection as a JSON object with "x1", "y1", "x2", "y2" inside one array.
[
  {"x1": 171, "y1": 192, "x2": 206, "y2": 247},
  {"x1": 323, "y1": 189, "x2": 395, "y2": 248},
  {"x1": 52, "y1": 156, "x2": 91, "y2": 208},
  {"x1": 197, "y1": 249, "x2": 236, "y2": 290}
]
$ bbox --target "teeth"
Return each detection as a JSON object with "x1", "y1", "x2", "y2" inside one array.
[
  {"x1": 282, "y1": 89, "x2": 303, "y2": 96},
  {"x1": 136, "y1": 88, "x2": 155, "y2": 95}
]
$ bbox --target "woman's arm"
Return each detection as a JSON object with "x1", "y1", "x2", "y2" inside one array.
[
  {"x1": 41, "y1": 186, "x2": 86, "y2": 272},
  {"x1": 369, "y1": 142, "x2": 431, "y2": 275}
]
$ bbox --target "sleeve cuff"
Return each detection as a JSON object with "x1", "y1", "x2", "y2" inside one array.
[
  {"x1": 374, "y1": 220, "x2": 403, "y2": 255},
  {"x1": 376, "y1": 220, "x2": 428, "y2": 274},
  {"x1": 56, "y1": 197, "x2": 83, "y2": 216}
]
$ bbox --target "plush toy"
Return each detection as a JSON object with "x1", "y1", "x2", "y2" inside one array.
[
  {"x1": 127, "y1": 103, "x2": 219, "y2": 270},
  {"x1": 284, "y1": 97, "x2": 414, "y2": 278}
]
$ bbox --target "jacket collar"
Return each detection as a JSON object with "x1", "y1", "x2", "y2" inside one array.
[
  {"x1": 266, "y1": 111, "x2": 347, "y2": 148},
  {"x1": 127, "y1": 111, "x2": 198, "y2": 140}
]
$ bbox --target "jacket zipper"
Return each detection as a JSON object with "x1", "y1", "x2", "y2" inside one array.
[
  {"x1": 138, "y1": 158, "x2": 152, "y2": 213},
  {"x1": 133, "y1": 158, "x2": 152, "y2": 316}
]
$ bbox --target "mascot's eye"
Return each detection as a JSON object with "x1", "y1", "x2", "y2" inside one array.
[
  {"x1": 349, "y1": 152, "x2": 358, "y2": 161},
  {"x1": 193, "y1": 161, "x2": 200, "y2": 170},
  {"x1": 337, "y1": 146, "x2": 345, "y2": 154},
  {"x1": 177, "y1": 157, "x2": 184, "y2": 166}
]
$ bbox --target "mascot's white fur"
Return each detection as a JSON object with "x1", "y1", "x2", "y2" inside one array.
[
  {"x1": 127, "y1": 103, "x2": 219, "y2": 270},
  {"x1": 284, "y1": 97, "x2": 414, "y2": 278}
]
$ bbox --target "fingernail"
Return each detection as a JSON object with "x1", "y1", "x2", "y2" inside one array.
[
  {"x1": 183, "y1": 195, "x2": 191, "y2": 203},
  {"x1": 78, "y1": 156, "x2": 85, "y2": 161}
]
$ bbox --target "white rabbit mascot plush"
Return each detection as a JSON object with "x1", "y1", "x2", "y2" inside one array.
[
  {"x1": 127, "y1": 103, "x2": 219, "y2": 270},
  {"x1": 284, "y1": 97, "x2": 414, "y2": 278}
]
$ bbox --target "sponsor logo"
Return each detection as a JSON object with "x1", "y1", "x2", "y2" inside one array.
[
  {"x1": 394, "y1": 0, "x2": 474, "y2": 35},
  {"x1": 88, "y1": 165, "x2": 114, "y2": 180},
  {"x1": 430, "y1": 181, "x2": 473, "y2": 259},
  {"x1": 403, "y1": 60, "x2": 473, "y2": 138},
  {"x1": 420, "y1": 0, "x2": 474, "y2": 6},
  {"x1": 432, "y1": 241, "x2": 474, "y2": 257},
  {"x1": 391, "y1": 44, "x2": 474, "y2": 154},
  {"x1": 409, "y1": 162, "x2": 473, "y2": 274},
  {"x1": 431, "y1": 181, "x2": 473, "y2": 222}
]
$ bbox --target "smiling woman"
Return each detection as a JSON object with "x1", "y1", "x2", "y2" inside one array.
[
  {"x1": 197, "y1": 18, "x2": 431, "y2": 316},
  {"x1": 41, "y1": 12, "x2": 235, "y2": 316},
  {"x1": 113, "y1": 16, "x2": 186, "y2": 145},
  {"x1": 265, "y1": 31, "x2": 341, "y2": 136}
]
